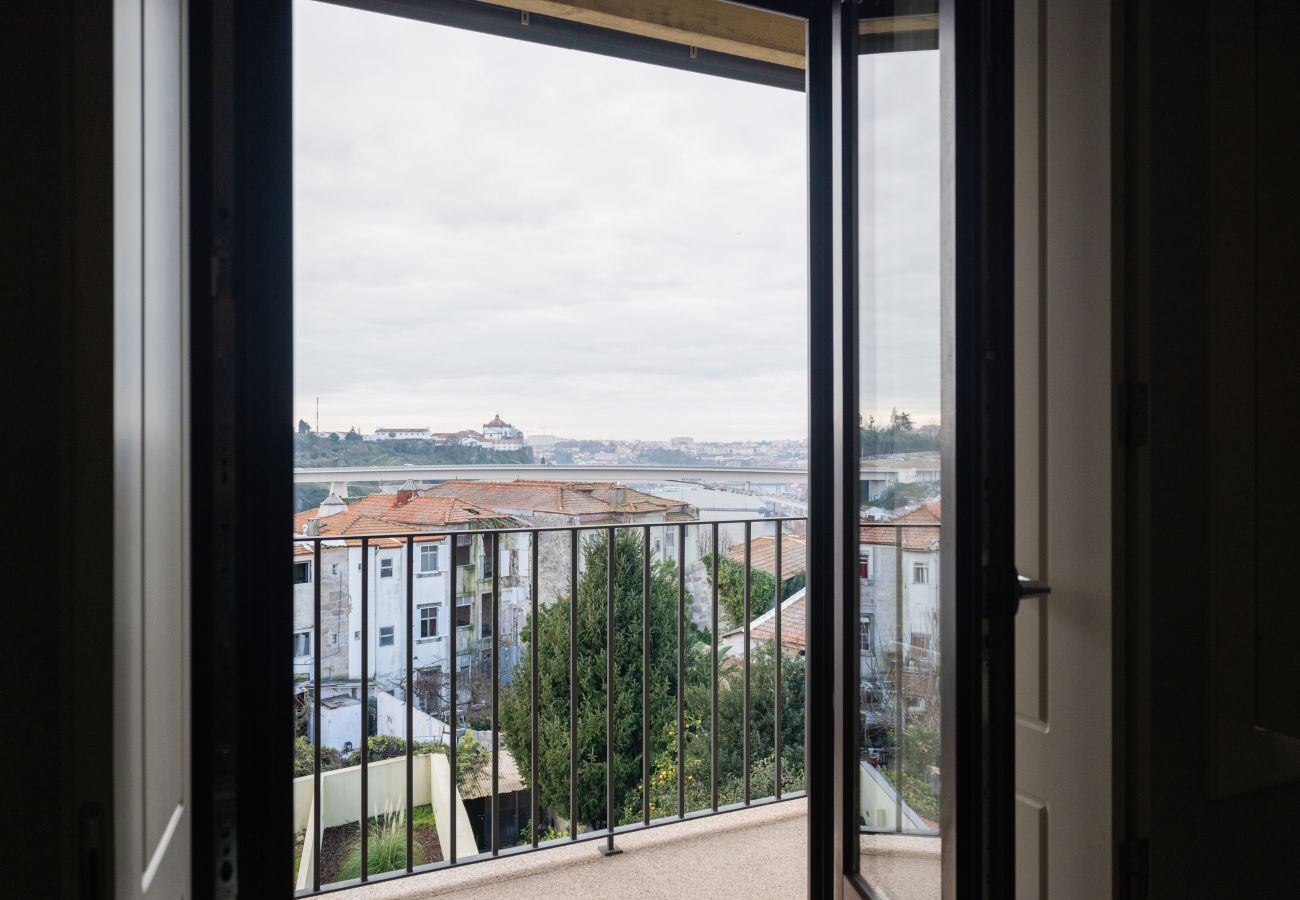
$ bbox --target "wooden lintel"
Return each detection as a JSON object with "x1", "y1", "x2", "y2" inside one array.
[
  {"x1": 487, "y1": 0, "x2": 806, "y2": 68},
  {"x1": 482, "y1": 1, "x2": 941, "y2": 70}
]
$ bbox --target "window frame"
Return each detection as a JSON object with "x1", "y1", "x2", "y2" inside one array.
[{"x1": 418, "y1": 604, "x2": 439, "y2": 639}]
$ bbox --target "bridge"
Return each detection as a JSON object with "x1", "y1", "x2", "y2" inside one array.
[
  {"x1": 293, "y1": 463, "x2": 807, "y2": 486},
  {"x1": 292, "y1": 461, "x2": 940, "y2": 499}
]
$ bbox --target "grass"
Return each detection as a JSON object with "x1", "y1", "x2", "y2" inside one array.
[{"x1": 332, "y1": 804, "x2": 438, "y2": 882}]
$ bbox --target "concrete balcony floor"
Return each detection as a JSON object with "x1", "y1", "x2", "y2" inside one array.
[{"x1": 341, "y1": 799, "x2": 940, "y2": 899}]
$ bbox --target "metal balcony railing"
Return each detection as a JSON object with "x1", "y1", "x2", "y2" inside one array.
[
  {"x1": 291, "y1": 515, "x2": 940, "y2": 893},
  {"x1": 293, "y1": 517, "x2": 815, "y2": 894}
]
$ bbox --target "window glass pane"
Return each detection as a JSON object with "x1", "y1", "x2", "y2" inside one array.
[{"x1": 857, "y1": 17, "x2": 943, "y2": 895}]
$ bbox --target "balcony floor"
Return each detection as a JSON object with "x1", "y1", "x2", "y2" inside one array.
[{"x1": 340, "y1": 799, "x2": 939, "y2": 899}]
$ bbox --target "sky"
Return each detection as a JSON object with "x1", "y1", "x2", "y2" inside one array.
[{"x1": 293, "y1": 0, "x2": 939, "y2": 441}]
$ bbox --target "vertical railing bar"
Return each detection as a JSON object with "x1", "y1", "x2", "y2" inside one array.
[
  {"x1": 569, "y1": 528, "x2": 579, "y2": 842},
  {"x1": 602, "y1": 526, "x2": 619, "y2": 855},
  {"x1": 312, "y1": 539, "x2": 322, "y2": 891},
  {"x1": 360, "y1": 537, "x2": 370, "y2": 881},
  {"x1": 530, "y1": 531, "x2": 540, "y2": 849},
  {"x1": 743, "y1": 520, "x2": 751, "y2": 806},
  {"x1": 491, "y1": 532, "x2": 500, "y2": 856},
  {"x1": 710, "y1": 521, "x2": 719, "y2": 812},
  {"x1": 895, "y1": 525, "x2": 904, "y2": 833},
  {"x1": 774, "y1": 526, "x2": 783, "y2": 799},
  {"x1": 642, "y1": 524, "x2": 650, "y2": 826},
  {"x1": 676, "y1": 522, "x2": 685, "y2": 819},
  {"x1": 405, "y1": 536, "x2": 414, "y2": 873},
  {"x1": 448, "y1": 536, "x2": 458, "y2": 866}
]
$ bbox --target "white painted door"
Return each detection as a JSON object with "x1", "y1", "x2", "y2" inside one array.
[
  {"x1": 1012, "y1": 0, "x2": 1112, "y2": 897},
  {"x1": 115, "y1": 0, "x2": 191, "y2": 896}
]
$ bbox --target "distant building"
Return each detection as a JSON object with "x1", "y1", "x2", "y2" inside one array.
[
  {"x1": 670, "y1": 436, "x2": 694, "y2": 445},
  {"x1": 422, "y1": 479, "x2": 696, "y2": 604},
  {"x1": 365, "y1": 426, "x2": 430, "y2": 442},
  {"x1": 482, "y1": 414, "x2": 521, "y2": 440}
]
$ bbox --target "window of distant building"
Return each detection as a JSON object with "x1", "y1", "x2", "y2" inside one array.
[
  {"x1": 859, "y1": 615, "x2": 873, "y2": 654},
  {"x1": 859, "y1": 554, "x2": 870, "y2": 580},
  {"x1": 455, "y1": 604, "x2": 471, "y2": 628},
  {"x1": 911, "y1": 632, "x2": 931, "y2": 653},
  {"x1": 294, "y1": 562, "x2": 311, "y2": 584},
  {"x1": 912, "y1": 561, "x2": 929, "y2": 584},
  {"x1": 418, "y1": 604, "x2": 438, "y2": 639},
  {"x1": 419, "y1": 544, "x2": 439, "y2": 574},
  {"x1": 480, "y1": 593, "x2": 492, "y2": 638},
  {"x1": 454, "y1": 536, "x2": 470, "y2": 568},
  {"x1": 293, "y1": 631, "x2": 310, "y2": 657},
  {"x1": 379, "y1": 625, "x2": 394, "y2": 647},
  {"x1": 380, "y1": 557, "x2": 394, "y2": 578}
]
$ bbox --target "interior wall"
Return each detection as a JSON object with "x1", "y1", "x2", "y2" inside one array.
[
  {"x1": 1120, "y1": 0, "x2": 1300, "y2": 895},
  {"x1": 0, "y1": 1, "x2": 116, "y2": 897}
]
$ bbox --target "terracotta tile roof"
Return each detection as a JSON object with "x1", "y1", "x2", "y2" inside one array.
[
  {"x1": 726, "y1": 534, "x2": 806, "y2": 579},
  {"x1": 725, "y1": 588, "x2": 806, "y2": 649},
  {"x1": 859, "y1": 503, "x2": 941, "y2": 551},
  {"x1": 294, "y1": 491, "x2": 508, "y2": 538},
  {"x1": 422, "y1": 480, "x2": 689, "y2": 518}
]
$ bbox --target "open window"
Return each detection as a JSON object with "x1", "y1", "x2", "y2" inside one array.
[{"x1": 186, "y1": 0, "x2": 1016, "y2": 896}]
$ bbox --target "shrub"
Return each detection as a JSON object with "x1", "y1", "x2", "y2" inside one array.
[
  {"x1": 293, "y1": 736, "x2": 344, "y2": 776},
  {"x1": 335, "y1": 805, "x2": 410, "y2": 880}
]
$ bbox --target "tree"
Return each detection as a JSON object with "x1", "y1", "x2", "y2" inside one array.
[
  {"x1": 703, "y1": 553, "x2": 778, "y2": 630},
  {"x1": 889, "y1": 408, "x2": 914, "y2": 432},
  {"x1": 499, "y1": 529, "x2": 709, "y2": 827},
  {"x1": 298, "y1": 418, "x2": 311, "y2": 434},
  {"x1": 344, "y1": 426, "x2": 362, "y2": 442},
  {"x1": 626, "y1": 645, "x2": 807, "y2": 820}
]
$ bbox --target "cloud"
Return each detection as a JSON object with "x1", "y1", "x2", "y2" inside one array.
[{"x1": 293, "y1": 0, "x2": 939, "y2": 439}]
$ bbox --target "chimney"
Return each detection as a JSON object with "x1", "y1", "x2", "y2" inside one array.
[
  {"x1": 610, "y1": 487, "x2": 626, "y2": 506},
  {"x1": 394, "y1": 479, "x2": 420, "y2": 507},
  {"x1": 318, "y1": 491, "x2": 347, "y2": 518},
  {"x1": 304, "y1": 518, "x2": 320, "y2": 537}
]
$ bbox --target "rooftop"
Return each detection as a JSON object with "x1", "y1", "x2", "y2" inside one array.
[
  {"x1": 726, "y1": 534, "x2": 806, "y2": 579},
  {"x1": 860, "y1": 503, "x2": 941, "y2": 551},
  {"x1": 421, "y1": 480, "x2": 690, "y2": 518}
]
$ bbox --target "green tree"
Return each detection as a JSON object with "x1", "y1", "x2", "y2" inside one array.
[
  {"x1": 625, "y1": 645, "x2": 807, "y2": 820},
  {"x1": 704, "y1": 554, "x2": 778, "y2": 629},
  {"x1": 344, "y1": 426, "x2": 362, "y2": 442},
  {"x1": 499, "y1": 529, "x2": 709, "y2": 827},
  {"x1": 298, "y1": 418, "x2": 311, "y2": 434},
  {"x1": 889, "y1": 407, "x2": 914, "y2": 432}
]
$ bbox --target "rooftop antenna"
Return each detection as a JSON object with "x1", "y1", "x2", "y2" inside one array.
[{"x1": 315, "y1": 397, "x2": 319, "y2": 434}]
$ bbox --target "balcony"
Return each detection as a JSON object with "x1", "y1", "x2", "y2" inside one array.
[{"x1": 292, "y1": 516, "x2": 938, "y2": 895}]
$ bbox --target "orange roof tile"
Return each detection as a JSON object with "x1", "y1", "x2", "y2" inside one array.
[
  {"x1": 726, "y1": 534, "x2": 806, "y2": 579},
  {"x1": 294, "y1": 491, "x2": 509, "y2": 537},
  {"x1": 731, "y1": 590, "x2": 805, "y2": 648},
  {"x1": 422, "y1": 480, "x2": 688, "y2": 518},
  {"x1": 859, "y1": 503, "x2": 941, "y2": 551}
]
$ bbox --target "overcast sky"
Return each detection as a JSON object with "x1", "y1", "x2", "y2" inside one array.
[{"x1": 293, "y1": 0, "x2": 939, "y2": 441}]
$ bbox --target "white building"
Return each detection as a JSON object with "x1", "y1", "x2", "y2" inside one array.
[
  {"x1": 293, "y1": 487, "x2": 533, "y2": 747},
  {"x1": 481, "y1": 414, "x2": 521, "y2": 441},
  {"x1": 858, "y1": 503, "x2": 941, "y2": 725},
  {"x1": 365, "y1": 426, "x2": 431, "y2": 441}
]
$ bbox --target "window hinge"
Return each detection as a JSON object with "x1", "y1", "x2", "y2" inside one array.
[
  {"x1": 1120, "y1": 836, "x2": 1150, "y2": 900},
  {"x1": 1118, "y1": 380, "x2": 1149, "y2": 448}
]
